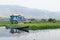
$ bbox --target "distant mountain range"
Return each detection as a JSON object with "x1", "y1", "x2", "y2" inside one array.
[{"x1": 0, "y1": 5, "x2": 60, "y2": 20}]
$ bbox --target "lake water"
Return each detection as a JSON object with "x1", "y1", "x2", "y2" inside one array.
[{"x1": 0, "y1": 27, "x2": 60, "y2": 40}]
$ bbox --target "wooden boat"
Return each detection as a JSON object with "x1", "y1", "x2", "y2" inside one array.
[{"x1": 5, "y1": 26, "x2": 29, "y2": 33}]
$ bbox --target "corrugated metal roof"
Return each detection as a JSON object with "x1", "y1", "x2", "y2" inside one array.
[{"x1": 10, "y1": 14, "x2": 23, "y2": 16}]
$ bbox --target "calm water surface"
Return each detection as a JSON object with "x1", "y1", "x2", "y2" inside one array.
[{"x1": 0, "y1": 27, "x2": 60, "y2": 40}]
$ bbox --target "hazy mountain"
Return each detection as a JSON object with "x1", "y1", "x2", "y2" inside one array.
[{"x1": 0, "y1": 5, "x2": 60, "y2": 20}]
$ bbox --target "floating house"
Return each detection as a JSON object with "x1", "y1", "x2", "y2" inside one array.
[{"x1": 10, "y1": 14, "x2": 25, "y2": 24}]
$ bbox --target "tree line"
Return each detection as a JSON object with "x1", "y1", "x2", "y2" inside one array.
[{"x1": 26, "y1": 18, "x2": 60, "y2": 23}]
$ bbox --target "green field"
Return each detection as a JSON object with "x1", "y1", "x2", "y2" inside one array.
[{"x1": 0, "y1": 21, "x2": 60, "y2": 30}]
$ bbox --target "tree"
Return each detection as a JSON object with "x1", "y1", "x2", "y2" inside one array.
[
  {"x1": 41, "y1": 19, "x2": 47, "y2": 22},
  {"x1": 30, "y1": 18, "x2": 36, "y2": 21},
  {"x1": 52, "y1": 19, "x2": 56, "y2": 23},
  {"x1": 27, "y1": 18, "x2": 36, "y2": 23},
  {"x1": 48, "y1": 18, "x2": 56, "y2": 22}
]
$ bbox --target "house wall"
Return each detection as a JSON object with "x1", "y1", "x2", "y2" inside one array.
[{"x1": 10, "y1": 16, "x2": 25, "y2": 24}]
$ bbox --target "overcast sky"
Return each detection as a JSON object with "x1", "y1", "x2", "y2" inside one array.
[{"x1": 0, "y1": 0, "x2": 60, "y2": 12}]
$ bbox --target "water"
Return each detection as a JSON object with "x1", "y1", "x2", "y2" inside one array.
[{"x1": 0, "y1": 27, "x2": 60, "y2": 40}]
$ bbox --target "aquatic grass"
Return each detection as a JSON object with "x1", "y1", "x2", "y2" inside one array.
[{"x1": 0, "y1": 22, "x2": 60, "y2": 30}]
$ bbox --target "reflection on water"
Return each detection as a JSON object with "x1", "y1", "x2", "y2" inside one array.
[{"x1": 0, "y1": 27, "x2": 60, "y2": 40}]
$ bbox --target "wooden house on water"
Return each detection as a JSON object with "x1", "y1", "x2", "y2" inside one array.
[
  {"x1": 5, "y1": 14, "x2": 29, "y2": 33},
  {"x1": 10, "y1": 14, "x2": 25, "y2": 24}
]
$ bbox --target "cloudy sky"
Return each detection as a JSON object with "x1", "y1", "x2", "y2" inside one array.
[{"x1": 0, "y1": 0, "x2": 60, "y2": 12}]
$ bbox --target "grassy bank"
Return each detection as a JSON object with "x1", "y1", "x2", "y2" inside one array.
[{"x1": 0, "y1": 21, "x2": 60, "y2": 30}]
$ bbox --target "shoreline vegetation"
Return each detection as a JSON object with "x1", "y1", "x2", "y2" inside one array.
[{"x1": 0, "y1": 21, "x2": 60, "y2": 30}]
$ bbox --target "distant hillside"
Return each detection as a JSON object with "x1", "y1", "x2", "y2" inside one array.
[
  {"x1": 0, "y1": 17, "x2": 9, "y2": 22},
  {"x1": 0, "y1": 5, "x2": 60, "y2": 20}
]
